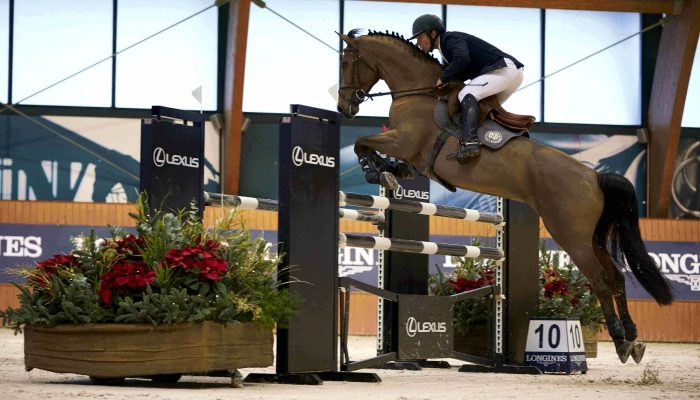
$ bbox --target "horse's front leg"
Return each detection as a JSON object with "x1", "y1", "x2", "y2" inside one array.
[{"x1": 354, "y1": 129, "x2": 413, "y2": 190}]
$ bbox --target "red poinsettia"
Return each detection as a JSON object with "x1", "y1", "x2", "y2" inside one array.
[
  {"x1": 30, "y1": 254, "x2": 82, "y2": 287},
  {"x1": 102, "y1": 234, "x2": 145, "y2": 262},
  {"x1": 448, "y1": 268, "x2": 494, "y2": 293},
  {"x1": 543, "y1": 268, "x2": 570, "y2": 299},
  {"x1": 97, "y1": 261, "x2": 156, "y2": 305},
  {"x1": 163, "y1": 240, "x2": 227, "y2": 281}
]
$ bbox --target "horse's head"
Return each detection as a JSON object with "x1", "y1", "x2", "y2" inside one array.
[{"x1": 337, "y1": 33, "x2": 380, "y2": 119}]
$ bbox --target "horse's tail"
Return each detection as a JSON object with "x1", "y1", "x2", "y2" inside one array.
[{"x1": 593, "y1": 173, "x2": 674, "y2": 305}]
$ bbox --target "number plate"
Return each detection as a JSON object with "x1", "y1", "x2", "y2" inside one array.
[{"x1": 524, "y1": 318, "x2": 587, "y2": 374}]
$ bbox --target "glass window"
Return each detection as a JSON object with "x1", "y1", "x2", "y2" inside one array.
[
  {"x1": 544, "y1": 10, "x2": 641, "y2": 125},
  {"x1": 343, "y1": 0, "x2": 441, "y2": 117},
  {"x1": 446, "y1": 5, "x2": 541, "y2": 120},
  {"x1": 116, "y1": 0, "x2": 217, "y2": 110},
  {"x1": 12, "y1": 0, "x2": 112, "y2": 106},
  {"x1": 0, "y1": 0, "x2": 8, "y2": 104},
  {"x1": 681, "y1": 35, "x2": 700, "y2": 128},
  {"x1": 243, "y1": 0, "x2": 339, "y2": 113}
]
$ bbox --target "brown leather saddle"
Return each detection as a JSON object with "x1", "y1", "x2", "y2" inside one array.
[{"x1": 429, "y1": 86, "x2": 536, "y2": 191}]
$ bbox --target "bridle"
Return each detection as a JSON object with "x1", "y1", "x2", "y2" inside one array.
[
  {"x1": 338, "y1": 45, "x2": 377, "y2": 106},
  {"x1": 339, "y1": 44, "x2": 438, "y2": 107}
]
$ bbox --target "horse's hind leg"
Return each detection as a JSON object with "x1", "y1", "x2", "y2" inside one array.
[
  {"x1": 593, "y1": 246, "x2": 646, "y2": 363},
  {"x1": 564, "y1": 246, "x2": 633, "y2": 363},
  {"x1": 543, "y1": 209, "x2": 634, "y2": 363}
]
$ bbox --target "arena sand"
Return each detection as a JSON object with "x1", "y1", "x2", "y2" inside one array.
[{"x1": 0, "y1": 328, "x2": 698, "y2": 399}]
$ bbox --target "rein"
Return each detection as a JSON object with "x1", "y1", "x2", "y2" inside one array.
[{"x1": 364, "y1": 86, "x2": 438, "y2": 101}]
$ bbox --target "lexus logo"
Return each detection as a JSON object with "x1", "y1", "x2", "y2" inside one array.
[
  {"x1": 153, "y1": 147, "x2": 166, "y2": 167},
  {"x1": 291, "y1": 146, "x2": 335, "y2": 168},
  {"x1": 405, "y1": 316, "x2": 447, "y2": 337},
  {"x1": 394, "y1": 185, "x2": 429, "y2": 201},
  {"x1": 151, "y1": 147, "x2": 200, "y2": 169}
]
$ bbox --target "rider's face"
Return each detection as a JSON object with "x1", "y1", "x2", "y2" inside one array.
[{"x1": 416, "y1": 32, "x2": 432, "y2": 52}]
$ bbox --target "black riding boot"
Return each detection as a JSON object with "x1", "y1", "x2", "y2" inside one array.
[{"x1": 448, "y1": 94, "x2": 480, "y2": 163}]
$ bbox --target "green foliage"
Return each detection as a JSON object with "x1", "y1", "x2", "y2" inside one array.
[
  {"x1": 426, "y1": 238, "x2": 605, "y2": 333},
  {"x1": 429, "y1": 238, "x2": 495, "y2": 333},
  {"x1": 0, "y1": 195, "x2": 297, "y2": 332}
]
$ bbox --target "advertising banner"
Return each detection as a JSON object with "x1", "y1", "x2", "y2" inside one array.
[{"x1": 3, "y1": 225, "x2": 696, "y2": 301}]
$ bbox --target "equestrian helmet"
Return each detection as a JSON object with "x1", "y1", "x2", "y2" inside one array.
[{"x1": 409, "y1": 14, "x2": 445, "y2": 40}]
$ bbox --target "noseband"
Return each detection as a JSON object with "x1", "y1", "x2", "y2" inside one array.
[{"x1": 338, "y1": 46, "x2": 377, "y2": 106}]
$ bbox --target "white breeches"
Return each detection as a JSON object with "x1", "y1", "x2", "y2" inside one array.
[{"x1": 457, "y1": 58, "x2": 524, "y2": 103}]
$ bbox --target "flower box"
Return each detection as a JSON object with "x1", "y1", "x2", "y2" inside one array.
[
  {"x1": 24, "y1": 321, "x2": 272, "y2": 379},
  {"x1": 582, "y1": 324, "x2": 598, "y2": 358}
]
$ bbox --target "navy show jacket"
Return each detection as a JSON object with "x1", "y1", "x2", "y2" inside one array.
[{"x1": 438, "y1": 31, "x2": 524, "y2": 83}]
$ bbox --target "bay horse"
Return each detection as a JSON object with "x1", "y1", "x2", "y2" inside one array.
[{"x1": 336, "y1": 30, "x2": 673, "y2": 364}]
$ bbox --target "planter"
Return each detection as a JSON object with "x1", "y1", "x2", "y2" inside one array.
[
  {"x1": 582, "y1": 324, "x2": 598, "y2": 358},
  {"x1": 453, "y1": 322, "x2": 490, "y2": 359},
  {"x1": 24, "y1": 321, "x2": 273, "y2": 379}
]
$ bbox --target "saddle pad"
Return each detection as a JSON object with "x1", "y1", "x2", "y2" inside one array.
[
  {"x1": 477, "y1": 119, "x2": 525, "y2": 149},
  {"x1": 434, "y1": 99, "x2": 527, "y2": 149}
]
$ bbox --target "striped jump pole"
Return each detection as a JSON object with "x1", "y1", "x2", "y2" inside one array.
[
  {"x1": 339, "y1": 191, "x2": 503, "y2": 226},
  {"x1": 203, "y1": 192, "x2": 385, "y2": 224},
  {"x1": 338, "y1": 232, "x2": 504, "y2": 260}
]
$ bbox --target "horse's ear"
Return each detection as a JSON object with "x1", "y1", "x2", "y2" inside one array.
[{"x1": 336, "y1": 31, "x2": 355, "y2": 48}]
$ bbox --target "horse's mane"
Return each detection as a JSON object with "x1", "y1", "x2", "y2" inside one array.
[{"x1": 347, "y1": 28, "x2": 441, "y2": 66}]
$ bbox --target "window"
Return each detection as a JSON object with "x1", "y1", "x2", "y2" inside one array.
[
  {"x1": 446, "y1": 5, "x2": 541, "y2": 120},
  {"x1": 12, "y1": 0, "x2": 112, "y2": 106},
  {"x1": 544, "y1": 10, "x2": 641, "y2": 125},
  {"x1": 343, "y1": 0, "x2": 441, "y2": 117},
  {"x1": 0, "y1": 0, "x2": 8, "y2": 104},
  {"x1": 243, "y1": 0, "x2": 339, "y2": 113},
  {"x1": 116, "y1": 0, "x2": 217, "y2": 110},
  {"x1": 681, "y1": 35, "x2": 700, "y2": 128}
]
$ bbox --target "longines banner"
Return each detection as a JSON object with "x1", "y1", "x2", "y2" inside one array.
[{"x1": 1, "y1": 225, "x2": 698, "y2": 301}]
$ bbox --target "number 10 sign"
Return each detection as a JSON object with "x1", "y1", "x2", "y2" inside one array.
[{"x1": 524, "y1": 318, "x2": 588, "y2": 374}]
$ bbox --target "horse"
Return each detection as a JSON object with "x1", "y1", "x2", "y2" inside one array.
[{"x1": 336, "y1": 29, "x2": 674, "y2": 364}]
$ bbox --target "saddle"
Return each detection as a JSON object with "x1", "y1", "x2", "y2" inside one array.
[
  {"x1": 435, "y1": 87, "x2": 535, "y2": 148},
  {"x1": 429, "y1": 87, "x2": 536, "y2": 191}
]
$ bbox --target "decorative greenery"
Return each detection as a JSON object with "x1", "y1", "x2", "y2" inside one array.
[
  {"x1": 0, "y1": 197, "x2": 297, "y2": 332},
  {"x1": 429, "y1": 238, "x2": 604, "y2": 332},
  {"x1": 536, "y1": 241, "x2": 603, "y2": 329},
  {"x1": 429, "y1": 238, "x2": 494, "y2": 333}
]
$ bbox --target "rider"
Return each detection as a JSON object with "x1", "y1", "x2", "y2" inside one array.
[{"x1": 410, "y1": 14, "x2": 525, "y2": 162}]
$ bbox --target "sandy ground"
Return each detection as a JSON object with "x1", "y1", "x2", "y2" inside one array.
[{"x1": 0, "y1": 328, "x2": 698, "y2": 400}]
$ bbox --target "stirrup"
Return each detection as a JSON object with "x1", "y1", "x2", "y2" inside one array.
[{"x1": 447, "y1": 140, "x2": 480, "y2": 163}]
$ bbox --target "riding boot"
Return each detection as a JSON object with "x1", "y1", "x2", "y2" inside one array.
[{"x1": 448, "y1": 94, "x2": 480, "y2": 163}]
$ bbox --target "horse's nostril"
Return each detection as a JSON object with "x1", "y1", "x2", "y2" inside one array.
[{"x1": 337, "y1": 106, "x2": 344, "y2": 113}]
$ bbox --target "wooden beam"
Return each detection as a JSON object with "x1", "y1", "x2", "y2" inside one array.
[
  {"x1": 648, "y1": 1, "x2": 700, "y2": 217},
  {"x1": 363, "y1": 0, "x2": 676, "y2": 14},
  {"x1": 223, "y1": 0, "x2": 251, "y2": 195}
]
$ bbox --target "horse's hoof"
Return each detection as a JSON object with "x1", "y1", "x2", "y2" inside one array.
[
  {"x1": 615, "y1": 340, "x2": 634, "y2": 363},
  {"x1": 379, "y1": 171, "x2": 399, "y2": 191},
  {"x1": 631, "y1": 341, "x2": 646, "y2": 364}
]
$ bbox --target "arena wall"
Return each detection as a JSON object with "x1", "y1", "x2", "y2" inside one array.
[{"x1": 1, "y1": 201, "x2": 698, "y2": 342}]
